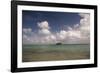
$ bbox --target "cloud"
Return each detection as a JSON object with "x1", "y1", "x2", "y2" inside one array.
[
  {"x1": 23, "y1": 28, "x2": 32, "y2": 34},
  {"x1": 38, "y1": 21, "x2": 51, "y2": 35},
  {"x1": 38, "y1": 21, "x2": 50, "y2": 29},
  {"x1": 23, "y1": 13, "x2": 90, "y2": 44},
  {"x1": 79, "y1": 13, "x2": 90, "y2": 39},
  {"x1": 57, "y1": 30, "x2": 67, "y2": 41},
  {"x1": 38, "y1": 29, "x2": 51, "y2": 35}
]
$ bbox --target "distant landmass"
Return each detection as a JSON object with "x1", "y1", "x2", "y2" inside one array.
[{"x1": 56, "y1": 42, "x2": 62, "y2": 45}]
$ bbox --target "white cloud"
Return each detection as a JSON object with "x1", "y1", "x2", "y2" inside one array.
[
  {"x1": 39, "y1": 29, "x2": 51, "y2": 35},
  {"x1": 67, "y1": 30, "x2": 81, "y2": 39},
  {"x1": 23, "y1": 28, "x2": 32, "y2": 33},
  {"x1": 44, "y1": 35, "x2": 57, "y2": 43},
  {"x1": 38, "y1": 21, "x2": 50, "y2": 29},
  {"x1": 74, "y1": 24, "x2": 79, "y2": 28},
  {"x1": 57, "y1": 30, "x2": 67, "y2": 41},
  {"x1": 23, "y1": 13, "x2": 90, "y2": 44},
  {"x1": 79, "y1": 13, "x2": 90, "y2": 39},
  {"x1": 38, "y1": 21, "x2": 51, "y2": 35}
]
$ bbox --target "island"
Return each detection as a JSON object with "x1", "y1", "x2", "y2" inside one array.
[{"x1": 56, "y1": 42, "x2": 62, "y2": 45}]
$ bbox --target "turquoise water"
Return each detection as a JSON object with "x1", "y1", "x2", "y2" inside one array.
[
  {"x1": 23, "y1": 44, "x2": 90, "y2": 52},
  {"x1": 22, "y1": 44, "x2": 90, "y2": 62}
]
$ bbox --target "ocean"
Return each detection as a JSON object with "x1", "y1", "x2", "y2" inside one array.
[{"x1": 22, "y1": 44, "x2": 90, "y2": 62}]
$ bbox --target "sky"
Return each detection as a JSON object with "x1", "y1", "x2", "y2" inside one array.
[{"x1": 22, "y1": 10, "x2": 90, "y2": 44}]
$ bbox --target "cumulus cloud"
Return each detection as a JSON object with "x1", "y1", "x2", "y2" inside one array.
[
  {"x1": 57, "y1": 30, "x2": 67, "y2": 41},
  {"x1": 38, "y1": 21, "x2": 51, "y2": 35},
  {"x1": 23, "y1": 13, "x2": 90, "y2": 44},
  {"x1": 38, "y1": 21, "x2": 50, "y2": 29},
  {"x1": 38, "y1": 29, "x2": 51, "y2": 35}
]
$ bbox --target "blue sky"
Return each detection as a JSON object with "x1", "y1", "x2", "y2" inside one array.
[
  {"x1": 22, "y1": 10, "x2": 81, "y2": 32},
  {"x1": 22, "y1": 10, "x2": 90, "y2": 44}
]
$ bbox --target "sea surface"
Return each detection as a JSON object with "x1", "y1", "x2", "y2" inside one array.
[{"x1": 22, "y1": 44, "x2": 90, "y2": 62}]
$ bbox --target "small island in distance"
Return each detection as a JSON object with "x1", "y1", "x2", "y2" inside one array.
[{"x1": 56, "y1": 42, "x2": 62, "y2": 45}]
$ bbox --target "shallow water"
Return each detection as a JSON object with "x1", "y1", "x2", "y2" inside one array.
[{"x1": 22, "y1": 44, "x2": 90, "y2": 62}]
